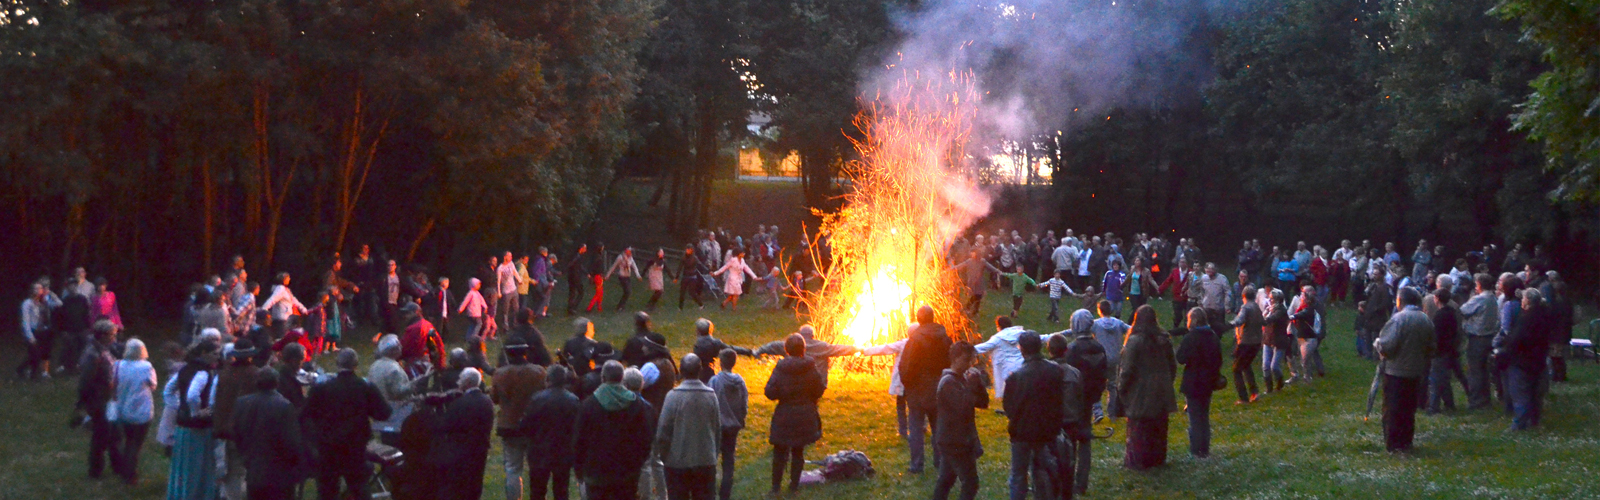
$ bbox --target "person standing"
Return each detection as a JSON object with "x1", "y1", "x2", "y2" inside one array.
[
  {"x1": 492, "y1": 344, "x2": 546, "y2": 500},
  {"x1": 302, "y1": 349, "x2": 392, "y2": 500},
  {"x1": 1376, "y1": 288, "x2": 1435, "y2": 453},
  {"x1": 263, "y1": 273, "x2": 307, "y2": 339},
  {"x1": 20, "y1": 282, "x2": 61, "y2": 379},
  {"x1": 212, "y1": 339, "x2": 261, "y2": 500},
  {"x1": 1175, "y1": 308, "x2": 1222, "y2": 458},
  {"x1": 166, "y1": 339, "x2": 222, "y2": 500},
  {"x1": 497, "y1": 251, "x2": 524, "y2": 332},
  {"x1": 645, "y1": 249, "x2": 674, "y2": 311},
  {"x1": 1001, "y1": 331, "x2": 1061, "y2": 500},
  {"x1": 708, "y1": 349, "x2": 747, "y2": 500},
  {"x1": 1101, "y1": 260, "x2": 1127, "y2": 319},
  {"x1": 518, "y1": 365, "x2": 580, "y2": 500},
  {"x1": 89, "y1": 277, "x2": 124, "y2": 330},
  {"x1": 530, "y1": 247, "x2": 556, "y2": 318},
  {"x1": 436, "y1": 368, "x2": 495, "y2": 500},
  {"x1": 1460, "y1": 274, "x2": 1500, "y2": 409},
  {"x1": 111, "y1": 338, "x2": 157, "y2": 484},
  {"x1": 1501, "y1": 289, "x2": 1552, "y2": 430},
  {"x1": 1230, "y1": 287, "x2": 1264, "y2": 403},
  {"x1": 566, "y1": 245, "x2": 589, "y2": 315},
  {"x1": 607, "y1": 248, "x2": 642, "y2": 310},
  {"x1": 586, "y1": 244, "x2": 609, "y2": 313},
  {"x1": 764, "y1": 334, "x2": 826, "y2": 495},
  {"x1": 1062, "y1": 310, "x2": 1106, "y2": 495},
  {"x1": 1089, "y1": 302, "x2": 1130, "y2": 417},
  {"x1": 932, "y1": 342, "x2": 988, "y2": 500},
  {"x1": 574, "y1": 361, "x2": 654, "y2": 500},
  {"x1": 1044, "y1": 334, "x2": 1087, "y2": 499},
  {"x1": 900, "y1": 305, "x2": 952, "y2": 474},
  {"x1": 1428, "y1": 289, "x2": 1463, "y2": 414},
  {"x1": 76, "y1": 320, "x2": 121, "y2": 480},
  {"x1": 1261, "y1": 290, "x2": 1290, "y2": 394},
  {"x1": 1041, "y1": 271, "x2": 1076, "y2": 323},
  {"x1": 231, "y1": 368, "x2": 309, "y2": 500},
  {"x1": 1117, "y1": 305, "x2": 1177, "y2": 470},
  {"x1": 1197, "y1": 263, "x2": 1231, "y2": 335},
  {"x1": 656, "y1": 354, "x2": 722, "y2": 500}
]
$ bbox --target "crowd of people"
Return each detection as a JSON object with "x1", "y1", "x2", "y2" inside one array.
[{"x1": 19, "y1": 224, "x2": 1584, "y2": 500}]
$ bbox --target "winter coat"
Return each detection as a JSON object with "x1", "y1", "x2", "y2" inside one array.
[
  {"x1": 1377, "y1": 306, "x2": 1436, "y2": 378},
  {"x1": 573, "y1": 385, "x2": 653, "y2": 482},
  {"x1": 900, "y1": 322, "x2": 952, "y2": 412},
  {"x1": 1002, "y1": 356, "x2": 1065, "y2": 443},
  {"x1": 1432, "y1": 304, "x2": 1462, "y2": 358},
  {"x1": 1051, "y1": 358, "x2": 1089, "y2": 441},
  {"x1": 655, "y1": 379, "x2": 722, "y2": 468},
  {"x1": 975, "y1": 326, "x2": 1028, "y2": 399},
  {"x1": 1175, "y1": 325, "x2": 1222, "y2": 397},
  {"x1": 1501, "y1": 303, "x2": 1552, "y2": 373},
  {"x1": 1116, "y1": 327, "x2": 1177, "y2": 420},
  {"x1": 764, "y1": 356, "x2": 826, "y2": 448},
  {"x1": 1230, "y1": 301, "x2": 1265, "y2": 345},
  {"x1": 232, "y1": 390, "x2": 309, "y2": 488}
]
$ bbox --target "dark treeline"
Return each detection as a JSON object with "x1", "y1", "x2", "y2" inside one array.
[{"x1": 3, "y1": 0, "x2": 1598, "y2": 319}]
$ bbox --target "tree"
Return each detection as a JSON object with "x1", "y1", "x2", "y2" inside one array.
[{"x1": 1494, "y1": 0, "x2": 1600, "y2": 201}]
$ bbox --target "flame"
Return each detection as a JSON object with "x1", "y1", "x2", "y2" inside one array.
[
  {"x1": 795, "y1": 71, "x2": 991, "y2": 373},
  {"x1": 838, "y1": 266, "x2": 914, "y2": 346}
]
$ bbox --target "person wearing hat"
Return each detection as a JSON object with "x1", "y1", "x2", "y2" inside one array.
[
  {"x1": 492, "y1": 343, "x2": 547, "y2": 500},
  {"x1": 212, "y1": 338, "x2": 261, "y2": 500},
  {"x1": 576, "y1": 342, "x2": 620, "y2": 402}
]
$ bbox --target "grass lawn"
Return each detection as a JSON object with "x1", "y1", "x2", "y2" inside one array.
[{"x1": 4, "y1": 286, "x2": 1599, "y2": 499}]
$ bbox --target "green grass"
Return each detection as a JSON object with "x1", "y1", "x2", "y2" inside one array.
[{"x1": 5, "y1": 288, "x2": 1600, "y2": 499}]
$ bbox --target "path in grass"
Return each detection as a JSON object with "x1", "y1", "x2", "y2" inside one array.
[{"x1": 3, "y1": 289, "x2": 1598, "y2": 499}]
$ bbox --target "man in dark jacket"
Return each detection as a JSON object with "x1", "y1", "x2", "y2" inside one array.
[
  {"x1": 622, "y1": 312, "x2": 671, "y2": 368},
  {"x1": 574, "y1": 361, "x2": 654, "y2": 500},
  {"x1": 692, "y1": 318, "x2": 753, "y2": 383},
  {"x1": 233, "y1": 367, "x2": 309, "y2": 500},
  {"x1": 1002, "y1": 331, "x2": 1062, "y2": 500},
  {"x1": 1428, "y1": 289, "x2": 1463, "y2": 414},
  {"x1": 275, "y1": 343, "x2": 308, "y2": 409},
  {"x1": 1046, "y1": 333, "x2": 1087, "y2": 499},
  {"x1": 561, "y1": 318, "x2": 599, "y2": 378},
  {"x1": 1501, "y1": 289, "x2": 1552, "y2": 430},
  {"x1": 1175, "y1": 308, "x2": 1222, "y2": 458},
  {"x1": 302, "y1": 348, "x2": 392, "y2": 500},
  {"x1": 932, "y1": 342, "x2": 987, "y2": 500},
  {"x1": 565, "y1": 245, "x2": 588, "y2": 315},
  {"x1": 76, "y1": 320, "x2": 120, "y2": 479},
  {"x1": 899, "y1": 305, "x2": 952, "y2": 474},
  {"x1": 435, "y1": 368, "x2": 495, "y2": 500},
  {"x1": 500, "y1": 308, "x2": 553, "y2": 367},
  {"x1": 519, "y1": 365, "x2": 581, "y2": 500}
]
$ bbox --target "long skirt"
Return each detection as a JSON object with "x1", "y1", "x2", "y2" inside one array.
[
  {"x1": 1123, "y1": 416, "x2": 1169, "y2": 471},
  {"x1": 167, "y1": 427, "x2": 218, "y2": 500}
]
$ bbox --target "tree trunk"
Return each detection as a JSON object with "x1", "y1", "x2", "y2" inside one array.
[
  {"x1": 334, "y1": 89, "x2": 390, "y2": 255},
  {"x1": 407, "y1": 217, "x2": 436, "y2": 262}
]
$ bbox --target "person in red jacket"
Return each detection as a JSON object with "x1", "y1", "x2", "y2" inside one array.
[
  {"x1": 399, "y1": 303, "x2": 444, "y2": 374},
  {"x1": 1309, "y1": 249, "x2": 1330, "y2": 302},
  {"x1": 1158, "y1": 258, "x2": 1192, "y2": 329}
]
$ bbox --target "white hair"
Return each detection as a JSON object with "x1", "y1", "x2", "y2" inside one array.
[
  {"x1": 377, "y1": 334, "x2": 402, "y2": 358},
  {"x1": 459, "y1": 367, "x2": 482, "y2": 389},
  {"x1": 123, "y1": 338, "x2": 148, "y2": 361}
]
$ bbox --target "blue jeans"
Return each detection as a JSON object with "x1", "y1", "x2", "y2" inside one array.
[
  {"x1": 1047, "y1": 298, "x2": 1062, "y2": 322},
  {"x1": 1506, "y1": 366, "x2": 1544, "y2": 430},
  {"x1": 1009, "y1": 442, "x2": 1054, "y2": 500},
  {"x1": 1262, "y1": 346, "x2": 1285, "y2": 379},
  {"x1": 1428, "y1": 356, "x2": 1462, "y2": 412},
  {"x1": 1185, "y1": 392, "x2": 1212, "y2": 457}
]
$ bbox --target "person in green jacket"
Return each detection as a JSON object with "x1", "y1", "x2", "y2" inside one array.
[{"x1": 1002, "y1": 265, "x2": 1038, "y2": 318}]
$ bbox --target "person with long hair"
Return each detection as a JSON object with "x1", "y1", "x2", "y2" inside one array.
[
  {"x1": 1117, "y1": 305, "x2": 1176, "y2": 470},
  {"x1": 764, "y1": 334, "x2": 825, "y2": 494}
]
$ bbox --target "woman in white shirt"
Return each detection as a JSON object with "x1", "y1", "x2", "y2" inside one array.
[
  {"x1": 112, "y1": 338, "x2": 158, "y2": 484},
  {"x1": 262, "y1": 273, "x2": 307, "y2": 338}
]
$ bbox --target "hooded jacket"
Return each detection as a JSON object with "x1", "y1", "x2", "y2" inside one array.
[
  {"x1": 1002, "y1": 356, "x2": 1065, "y2": 443},
  {"x1": 574, "y1": 383, "x2": 653, "y2": 483},
  {"x1": 1065, "y1": 310, "x2": 1109, "y2": 404},
  {"x1": 934, "y1": 368, "x2": 989, "y2": 453}
]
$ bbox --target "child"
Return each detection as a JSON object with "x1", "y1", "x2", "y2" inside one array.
[
  {"x1": 304, "y1": 291, "x2": 332, "y2": 356},
  {"x1": 1001, "y1": 265, "x2": 1037, "y2": 318},
  {"x1": 426, "y1": 277, "x2": 456, "y2": 339},
  {"x1": 757, "y1": 266, "x2": 784, "y2": 309},
  {"x1": 1079, "y1": 286, "x2": 1102, "y2": 314},
  {"x1": 1040, "y1": 270, "x2": 1077, "y2": 323},
  {"x1": 709, "y1": 348, "x2": 748, "y2": 500}
]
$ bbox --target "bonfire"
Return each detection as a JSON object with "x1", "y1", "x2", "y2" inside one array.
[{"x1": 797, "y1": 72, "x2": 993, "y2": 373}]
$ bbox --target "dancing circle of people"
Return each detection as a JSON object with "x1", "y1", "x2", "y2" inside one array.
[{"x1": 31, "y1": 225, "x2": 1576, "y2": 500}]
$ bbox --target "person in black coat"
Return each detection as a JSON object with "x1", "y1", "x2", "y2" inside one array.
[
  {"x1": 621, "y1": 312, "x2": 670, "y2": 368},
  {"x1": 519, "y1": 365, "x2": 581, "y2": 500},
  {"x1": 301, "y1": 348, "x2": 392, "y2": 500},
  {"x1": 565, "y1": 245, "x2": 589, "y2": 315},
  {"x1": 574, "y1": 361, "x2": 654, "y2": 500},
  {"x1": 931, "y1": 341, "x2": 987, "y2": 500},
  {"x1": 561, "y1": 318, "x2": 599, "y2": 378},
  {"x1": 274, "y1": 343, "x2": 308, "y2": 410},
  {"x1": 764, "y1": 334, "x2": 825, "y2": 494},
  {"x1": 434, "y1": 368, "x2": 495, "y2": 500},
  {"x1": 1500, "y1": 289, "x2": 1552, "y2": 430},
  {"x1": 1175, "y1": 308, "x2": 1222, "y2": 458},
  {"x1": 232, "y1": 367, "x2": 309, "y2": 500},
  {"x1": 1001, "y1": 331, "x2": 1063, "y2": 500},
  {"x1": 1428, "y1": 289, "x2": 1463, "y2": 414},
  {"x1": 500, "y1": 308, "x2": 553, "y2": 368},
  {"x1": 691, "y1": 318, "x2": 753, "y2": 383},
  {"x1": 76, "y1": 320, "x2": 119, "y2": 479},
  {"x1": 1062, "y1": 312, "x2": 1107, "y2": 496},
  {"x1": 899, "y1": 305, "x2": 952, "y2": 474}
]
